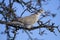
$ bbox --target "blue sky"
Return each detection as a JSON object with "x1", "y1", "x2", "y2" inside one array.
[{"x1": 0, "y1": 0, "x2": 60, "y2": 40}]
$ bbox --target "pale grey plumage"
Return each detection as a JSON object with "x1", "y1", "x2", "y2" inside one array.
[{"x1": 12, "y1": 9, "x2": 45, "y2": 28}]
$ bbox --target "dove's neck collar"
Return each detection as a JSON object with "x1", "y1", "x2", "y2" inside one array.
[{"x1": 35, "y1": 12, "x2": 42, "y2": 16}]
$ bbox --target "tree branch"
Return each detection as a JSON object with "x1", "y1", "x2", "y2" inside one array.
[{"x1": 0, "y1": 20, "x2": 58, "y2": 31}]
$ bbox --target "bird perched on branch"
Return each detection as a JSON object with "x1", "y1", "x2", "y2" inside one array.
[{"x1": 11, "y1": 9, "x2": 45, "y2": 29}]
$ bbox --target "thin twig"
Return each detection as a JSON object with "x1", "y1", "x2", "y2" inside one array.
[
  {"x1": 24, "y1": 29, "x2": 33, "y2": 40},
  {"x1": 20, "y1": 8, "x2": 27, "y2": 17}
]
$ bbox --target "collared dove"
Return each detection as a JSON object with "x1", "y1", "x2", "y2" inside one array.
[{"x1": 11, "y1": 9, "x2": 45, "y2": 29}]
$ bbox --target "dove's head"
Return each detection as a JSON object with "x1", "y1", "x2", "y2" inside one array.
[
  {"x1": 35, "y1": 9, "x2": 45, "y2": 16},
  {"x1": 38, "y1": 9, "x2": 45, "y2": 13}
]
